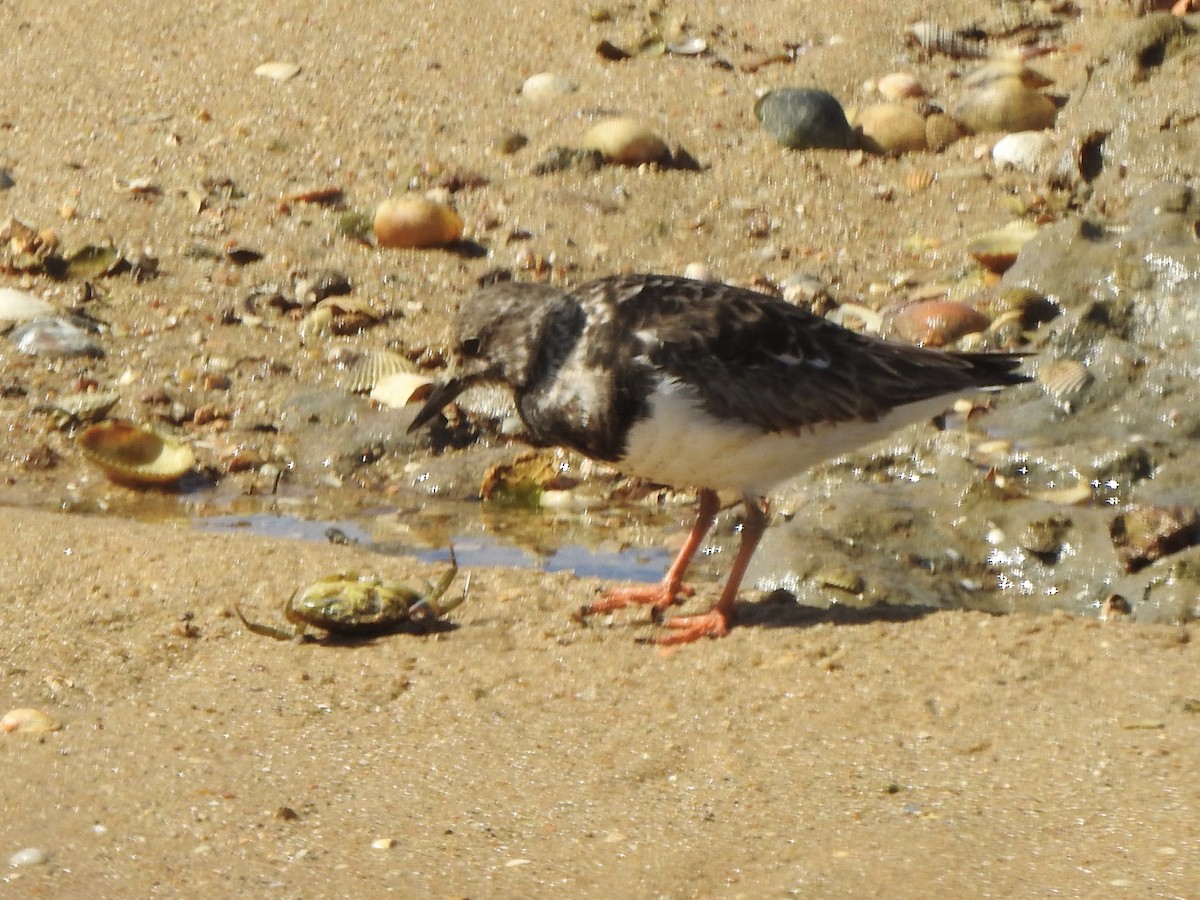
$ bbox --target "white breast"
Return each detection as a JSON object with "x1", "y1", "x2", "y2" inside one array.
[{"x1": 619, "y1": 379, "x2": 962, "y2": 496}]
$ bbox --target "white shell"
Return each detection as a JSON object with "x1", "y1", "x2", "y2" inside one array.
[
  {"x1": 0, "y1": 288, "x2": 53, "y2": 322},
  {"x1": 992, "y1": 131, "x2": 1056, "y2": 171},
  {"x1": 521, "y1": 72, "x2": 578, "y2": 100},
  {"x1": 254, "y1": 61, "x2": 301, "y2": 82},
  {"x1": 370, "y1": 372, "x2": 436, "y2": 409}
]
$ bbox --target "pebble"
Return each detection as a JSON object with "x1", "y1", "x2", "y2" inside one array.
[
  {"x1": 8, "y1": 847, "x2": 49, "y2": 867},
  {"x1": 373, "y1": 197, "x2": 463, "y2": 249},
  {"x1": 8, "y1": 317, "x2": 104, "y2": 358},
  {"x1": 854, "y1": 103, "x2": 928, "y2": 155},
  {"x1": 521, "y1": 72, "x2": 577, "y2": 100},
  {"x1": 952, "y1": 78, "x2": 1057, "y2": 134},
  {"x1": 582, "y1": 118, "x2": 669, "y2": 166},
  {"x1": 754, "y1": 88, "x2": 858, "y2": 151}
]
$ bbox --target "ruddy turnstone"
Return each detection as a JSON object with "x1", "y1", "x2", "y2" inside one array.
[{"x1": 409, "y1": 274, "x2": 1028, "y2": 644}]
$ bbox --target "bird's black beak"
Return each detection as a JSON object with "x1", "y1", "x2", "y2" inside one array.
[{"x1": 407, "y1": 376, "x2": 467, "y2": 433}]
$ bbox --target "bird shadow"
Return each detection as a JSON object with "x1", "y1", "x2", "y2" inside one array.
[{"x1": 731, "y1": 590, "x2": 979, "y2": 632}]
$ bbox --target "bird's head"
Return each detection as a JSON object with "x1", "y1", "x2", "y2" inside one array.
[{"x1": 408, "y1": 281, "x2": 578, "y2": 433}]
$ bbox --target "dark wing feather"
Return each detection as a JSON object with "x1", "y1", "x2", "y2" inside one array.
[{"x1": 578, "y1": 274, "x2": 1027, "y2": 433}]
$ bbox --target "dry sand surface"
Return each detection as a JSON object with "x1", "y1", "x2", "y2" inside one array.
[{"x1": 3, "y1": 1, "x2": 1200, "y2": 897}]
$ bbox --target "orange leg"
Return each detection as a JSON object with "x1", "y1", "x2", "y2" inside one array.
[
  {"x1": 578, "y1": 489, "x2": 720, "y2": 619},
  {"x1": 651, "y1": 495, "x2": 767, "y2": 645}
]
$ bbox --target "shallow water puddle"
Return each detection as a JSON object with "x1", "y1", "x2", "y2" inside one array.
[{"x1": 194, "y1": 510, "x2": 678, "y2": 583}]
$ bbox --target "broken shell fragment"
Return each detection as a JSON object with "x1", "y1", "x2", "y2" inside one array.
[
  {"x1": 370, "y1": 372, "x2": 437, "y2": 409},
  {"x1": 373, "y1": 197, "x2": 463, "y2": 249},
  {"x1": 77, "y1": 420, "x2": 195, "y2": 487},
  {"x1": 582, "y1": 118, "x2": 670, "y2": 165}
]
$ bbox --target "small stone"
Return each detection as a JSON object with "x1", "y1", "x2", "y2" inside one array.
[
  {"x1": 373, "y1": 197, "x2": 463, "y2": 249},
  {"x1": 8, "y1": 847, "x2": 48, "y2": 867},
  {"x1": 854, "y1": 103, "x2": 928, "y2": 155},
  {"x1": 371, "y1": 838, "x2": 396, "y2": 850},
  {"x1": 952, "y1": 78, "x2": 1057, "y2": 134},
  {"x1": 582, "y1": 118, "x2": 669, "y2": 166},
  {"x1": 754, "y1": 88, "x2": 858, "y2": 151}
]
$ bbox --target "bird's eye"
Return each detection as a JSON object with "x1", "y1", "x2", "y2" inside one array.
[{"x1": 461, "y1": 337, "x2": 481, "y2": 357}]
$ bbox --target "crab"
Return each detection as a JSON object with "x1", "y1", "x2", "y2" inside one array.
[{"x1": 236, "y1": 548, "x2": 467, "y2": 641}]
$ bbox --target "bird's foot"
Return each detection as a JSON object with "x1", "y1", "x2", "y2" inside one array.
[
  {"x1": 575, "y1": 582, "x2": 694, "y2": 622},
  {"x1": 639, "y1": 607, "x2": 732, "y2": 645}
]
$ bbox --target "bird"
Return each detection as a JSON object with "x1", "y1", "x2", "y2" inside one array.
[{"x1": 408, "y1": 274, "x2": 1028, "y2": 644}]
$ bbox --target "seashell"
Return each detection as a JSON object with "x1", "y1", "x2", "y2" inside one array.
[
  {"x1": 0, "y1": 287, "x2": 53, "y2": 322},
  {"x1": 1037, "y1": 359, "x2": 1093, "y2": 405},
  {"x1": 905, "y1": 168, "x2": 935, "y2": 191},
  {"x1": 907, "y1": 22, "x2": 989, "y2": 59},
  {"x1": 754, "y1": 88, "x2": 858, "y2": 151},
  {"x1": 9, "y1": 317, "x2": 103, "y2": 357},
  {"x1": 520, "y1": 72, "x2": 578, "y2": 100},
  {"x1": 963, "y1": 60, "x2": 1053, "y2": 91},
  {"x1": 64, "y1": 244, "x2": 125, "y2": 279},
  {"x1": 36, "y1": 390, "x2": 120, "y2": 426},
  {"x1": 883, "y1": 299, "x2": 991, "y2": 347},
  {"x1": 581, "y1": 118, "x2": 669, "y2": 165},
  {"x1": 369, "y1": 372, "x2": 437, "y2": 409},
  {"x1": 1, "y1": 707, "x2": 62, "y2": 734},
  {"x1": 341, "y1": 349, "x2": 417, "y2": 394},
  {"x1": 298, "y1": 297, "x2": 380, "y2": 340},
  {"x1": 373, "y1": 197, "x2": 463, "y2": 249},
  {"x1": 991, "y1": 131, "x2": 1056, "y2": 172},
  {"x1": 952, "y1": 78, "x2": 1057, "y2": 134},
  {"x1": 925, "y1": 113, "x2": 968, "y2": 151},
  {"x1": 813, "y1": 565, "x2": 864, "y2": 594},
  {"x1": 967, "y1": 222, "x2": 1040, "y2": 273},
  {"x1": 254, "y1": 61, "x2": 301, "y2": 82},
  {"x1": 877, "y1": 72, "x2": 925, "y2": 101},
  {"x1": 76, "y1": 420, "x2": 195, "y2": 486},
  {"x1": 854, "y1": 103, "x2": 927, "y2": 155}
]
